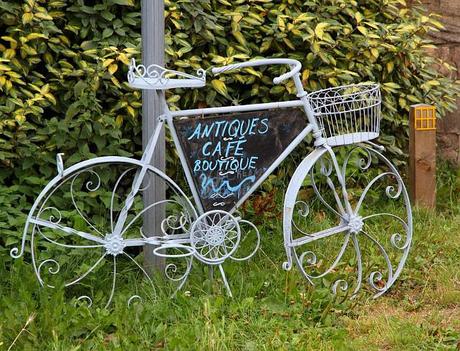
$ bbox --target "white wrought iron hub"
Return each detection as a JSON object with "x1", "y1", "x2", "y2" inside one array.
[
  {"x1": 104, "y1": 233, "x2": 126, "y2": 256},
  {"x1": 205, "y1": 227, "x2": 226, "y2": 246},
  {"x1": 344, "y1": 213, "x2": 364, "y2": 234}
]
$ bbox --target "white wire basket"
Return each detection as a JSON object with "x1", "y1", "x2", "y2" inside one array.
[{"x1": 307, "y1": 83, "x2": 381, "y2": 146}]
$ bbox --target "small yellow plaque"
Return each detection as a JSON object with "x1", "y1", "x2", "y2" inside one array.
[{"x1": 414, "y1": 105, "x2": 436, "y2": 131}]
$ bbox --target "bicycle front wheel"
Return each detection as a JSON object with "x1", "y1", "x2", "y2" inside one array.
[{"x1": 283, "y1": 144, "x2": 412, "y2": 298}]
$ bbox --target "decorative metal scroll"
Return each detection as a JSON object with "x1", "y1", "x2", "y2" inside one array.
[
  {"x1": 173, "y1": 108, "x2": 308, "y2": 212},
  {"x1": 283, "y1": 144, "x2": 412, "y2": 299}
]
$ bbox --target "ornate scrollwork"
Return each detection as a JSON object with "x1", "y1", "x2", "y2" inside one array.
[
  {"x1": 127, "y1": 295, "x2": 142, "y2": 307},
  {"x1": 319, "y1": 156, "x2": 333, "y2": 177},
  {"x1": 128, "y1": 59, "x2": 206, "y2": 88},
  {"x1": 164, "y1": 259, "x2": 192, "y2": 282},
  {"x1": 161, "y1": 212, "x2": 191, "y2": 236},
  {"x1": 230, "y1": 219, "x2": 260, "y2": 262},
  {"x1": 84, "y1": 170, "x2": 101, "y2": 192},
  {"x1": 296, "y1": 201, "x2": 310, "y2": 218},
  {"x1": 18, "y1": 160, "x2": 196, "y2": 307},
  {"x1": 391, "y1": 232, "x2": 408, "y2": 250},
  {"x1": 163, "y1": 256, "x2": 193, "y2": 296},
  {"x1": 37, "y1": 259, "x2": 60, "y2": 288},
  {"x1": 341, "y1": 145, "x2": 372, "y2": 179},
  {"x1": 288, "y1": 144, "x2": 412, "y2": 298},
  {"x1": 332, "y1": 279, "x2": 349, "y2": 295},
  {"x1": 42, "y1": 207, "x2": 62, "y2": 224},
  {"x1": 291, "y1": 201, "x2": 313, "y2": 238},
  {"x1": 299, "y1": 251, "x2": 317, "y2": 266},
  {"x1": 190, "y1": 210, "x2": 241, "y2": 265},
  {"x1": 385, "y1": 184, "x2": 402, "y2": 199},
  {"x1": 70, "y1": 168, "x2": 104, "y2": 236},
  {"x1": 76, "y1": 295, "x2": 93, "y2": 307},
  {"x1": 368, "y1": 271, "x2": 385, "y2": 292}
]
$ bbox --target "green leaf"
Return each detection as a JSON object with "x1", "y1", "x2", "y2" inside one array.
[
  {"x1": 370, "y1": 48, "x2": 379, "y2": 58},
  {"x1": 102, "y1": 28, "x2": 114, "y2": 39},
  {"x1": 295, "y1": 14, "x2": 315, "y2": 23},
  {"x1": 357, "y1": 26, "x2": 368, "y2": 36},
  {"x1": 26, "y1": 33, "x2": 48, "y2": 41},
  {"x1": 22, "y1": 12, "x2": 33, "y2": 24},
  {"x1": 108, "y1": 63, "x2": 118, "y2": 75},
  {"x1": 232, "y1": 31, "x2": 246, "y2": 46},
  {"x1": 109, "y1": 0, "x2": 134, "y2": 5},
  {"x1": 387, "y1": 61, "x2": 395, "y2": 73},
  {"x1": 315, "y1": 22, "x2": 328, "y2": 40},
  {"x1": 211, "y1": 79, "x2": 228, "y2": 97},
  {"x1": 0, "y1": 64, "x2": 12, "y2": 71},
  {"x1": 383, "y1": 82, "x2": 401, "y2": 89},
  {"x1": 65, "y1": 102, "x2": 80, "y2": 119}
]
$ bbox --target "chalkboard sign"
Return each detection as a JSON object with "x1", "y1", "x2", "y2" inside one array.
[{"x1": 173, "y1": 108, "x2": 308, "y2": 212}]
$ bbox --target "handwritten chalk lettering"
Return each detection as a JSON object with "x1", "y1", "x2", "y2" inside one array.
[
  {"x1": 188, "y1": 118, "x2": 269, "y2": 141},
  {"x1": 202, "y1": 139, "x2": 247, "y2": 158},
  {"x1": 193, "y1": 156, "x2": 259, "y2": 173},
  {"x1": 173, "y1": 108, "x2": 307, "y2": 212}
]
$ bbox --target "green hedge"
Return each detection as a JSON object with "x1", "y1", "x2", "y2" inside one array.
[{"x1": 0, "y1": 0, "x2": 458, "y2": 253}]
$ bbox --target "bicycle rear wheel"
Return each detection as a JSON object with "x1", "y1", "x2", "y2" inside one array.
[{"x1": 12, "y1": 157, "x2": 197, "y2": 307}]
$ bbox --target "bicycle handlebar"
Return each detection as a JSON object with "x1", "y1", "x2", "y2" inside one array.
[{"x1": 211, "y1": 59, "x2": 302, "y2": 85}]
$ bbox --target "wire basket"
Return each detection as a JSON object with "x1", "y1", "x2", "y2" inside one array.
[{"x1": 307, "y1": 83, "x2": 381, "y2": 146}]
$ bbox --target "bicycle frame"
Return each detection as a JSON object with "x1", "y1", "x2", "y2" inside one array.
[
  {"x1": 110, "y1": 60, "x2": 341, "y2": 236},
  {"x1": 13, "y1": 57, "x2": 413, "y2": 303},
  {"x1": 148, "y1": 70, "x2": 331, "y2": 212}
]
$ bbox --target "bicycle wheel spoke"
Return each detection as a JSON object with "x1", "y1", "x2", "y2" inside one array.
[
  {"x1": 31, "y1": 217, "x2": 105, "y2": 247},
  {"x1": 65, "y1": 254, "x2": 108, "y2": 287}
]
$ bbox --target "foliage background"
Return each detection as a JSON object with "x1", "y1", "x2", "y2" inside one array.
[{"x1": 0, "y1": 0, "x2": 459, "y2": 255}]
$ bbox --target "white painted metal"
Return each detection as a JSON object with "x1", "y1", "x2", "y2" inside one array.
[
  {"x1": 13, "y1": 57, "x2": 412, "y2": 305},
  {"x1": 170, "y1": 100, "x2": 304, "y2": 118},
  {"x1": 283, "y1": 144, "x2": 412, "y2": 298},
  {"x1": 128, "y1": 59, "x2": 206, "y2": 90},
  {"x1": 232, "y1": 123, "x2": 313, "y2": 212},
  {"x1": 307, "y1": 83, "x2": 381, "y2": 146},
  {"x1": 165, "y1": 112, "x2": 205, "y2": 215},
  {"x1": 190, "y1": 210, "x2": 241, "y2": 265},
  {"x1": 14, "y1": 157, "x2": 198, "y2": 306},
  {"x1": 211, "y1": 58, "x2": 302, "y2": 85}
]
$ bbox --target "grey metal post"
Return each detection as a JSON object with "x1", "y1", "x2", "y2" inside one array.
[{"x1": 142, "y1": 0, "x2": 165, "y2": 273}]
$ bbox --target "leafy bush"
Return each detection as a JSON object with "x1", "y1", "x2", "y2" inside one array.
[
  {"x1": 0, "y1": 0, "x2": 458, "y2": 256},
  {"x1": 0, "y1": 0, "x2": 142, "y2": 254},
  {"x1": 166, "y1": 0, "x2": 459, "y2": 160}
]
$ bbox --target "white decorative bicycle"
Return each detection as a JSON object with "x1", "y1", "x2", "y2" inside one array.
[{"x1": 11, "y1": 58, "x2": 412, "y2": 306}]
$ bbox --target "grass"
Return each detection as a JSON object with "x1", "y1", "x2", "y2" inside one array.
[{"x1": 0, "y1": 164, "x2": 459, "y2": 350}]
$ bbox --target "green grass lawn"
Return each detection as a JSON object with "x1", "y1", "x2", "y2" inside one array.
[{"x1": 1, "y1": 168, "x2": 459, "y2": 350}]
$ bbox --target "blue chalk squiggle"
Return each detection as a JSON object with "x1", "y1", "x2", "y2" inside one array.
[{"x1": 199, "y1": 174, "x2": 256, "y2": 201}]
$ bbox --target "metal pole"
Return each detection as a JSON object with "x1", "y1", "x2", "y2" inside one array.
[{"x1": 142, "y1": 0, "x2": 165, "y2": 273}]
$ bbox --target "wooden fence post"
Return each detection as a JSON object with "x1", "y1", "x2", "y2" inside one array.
[{"x1": 409, "y1": 104, "x2": 437, "y2": 209}]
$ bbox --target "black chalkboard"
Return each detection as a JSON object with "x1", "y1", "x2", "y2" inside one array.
[{"x1": 173, "y1": 108, "x2": 308, "y2": 212}]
